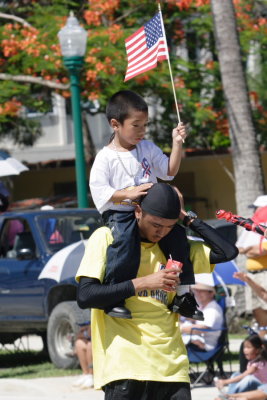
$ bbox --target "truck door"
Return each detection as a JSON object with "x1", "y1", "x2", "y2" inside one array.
[{"x1": 0, "y1": 217, "x2": 45, "y2": 321}]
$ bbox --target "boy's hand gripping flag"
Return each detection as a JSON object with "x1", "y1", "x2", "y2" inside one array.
[{"x1": 124, "y1": 12, "x2": 168, "y2": 82}]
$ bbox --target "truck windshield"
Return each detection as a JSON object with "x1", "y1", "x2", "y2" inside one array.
[{"x1": 36, "y1": 212, "x2": 102, "y2": 253}]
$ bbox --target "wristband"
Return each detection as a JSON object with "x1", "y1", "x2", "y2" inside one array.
[{"x1": 183, "y1": 211, "x2": 197, "y2": 227}]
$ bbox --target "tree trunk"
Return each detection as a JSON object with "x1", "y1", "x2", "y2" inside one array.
[{"x1": 211, "y1": 0, "x2": 265, "y2": 218}]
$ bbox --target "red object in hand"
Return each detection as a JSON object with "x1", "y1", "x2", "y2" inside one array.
[
  {"x1": 165, "y1": 259, "x2": 183, "y2": 275},
  {"x1": 216, "y1": 209, "x2": 267, "y2": 236}
]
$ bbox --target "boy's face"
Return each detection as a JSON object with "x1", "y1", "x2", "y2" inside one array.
[{"x1": 111, "y1": 109, "x2": 148, "y2": 148}]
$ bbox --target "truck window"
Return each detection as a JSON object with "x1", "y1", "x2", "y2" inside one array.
[
  {"x1": 0, "y1": 218, "x2": 35, "y2": 259},
  {"x1": 36, "y1": 213, "x2": 101, "y2": 253}
]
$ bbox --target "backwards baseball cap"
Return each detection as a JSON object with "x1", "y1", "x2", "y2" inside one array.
[
  {"x1": 248, "y1": 195, "x2": 267, "y2": 208},
  {"x1": 140, "y1": 183, "x2": 180, "y2": 219}
]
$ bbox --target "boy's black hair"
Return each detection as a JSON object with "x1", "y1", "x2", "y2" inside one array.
[
  {"x1": 244, "y1": 334, "x2": 267, "y2": 363},
  {"x1": 106, "y1": 90, "x2": 148, "y2": 124}
]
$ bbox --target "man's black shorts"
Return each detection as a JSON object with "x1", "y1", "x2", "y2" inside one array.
[{"x1": 104, "y1": 379, "x2": 191, "y2": 400}]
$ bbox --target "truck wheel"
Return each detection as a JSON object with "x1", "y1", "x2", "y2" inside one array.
[{"x1": 47, "y1": 301, "x2": 89, "y2": 369}]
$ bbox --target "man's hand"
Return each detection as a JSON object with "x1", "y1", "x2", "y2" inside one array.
[
  {"x1": 132, "y1": 268, "x2": 180, "y2": 293},
  {"x1": 172, "y1": 122, "x2": 187, "y2": 145}
]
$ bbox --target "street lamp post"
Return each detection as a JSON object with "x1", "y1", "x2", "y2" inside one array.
[{"x1": 58, "y1": 13, "x2": 89, "y2": 208}]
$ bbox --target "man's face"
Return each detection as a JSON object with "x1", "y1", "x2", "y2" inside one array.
[{"x1": 135, "y1": 207, "x2": 178, "y2": 242}]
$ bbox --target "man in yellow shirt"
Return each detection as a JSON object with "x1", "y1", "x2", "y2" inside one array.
[{"x1": 76, "y1": 183, "x2": 238, "y2": 399}]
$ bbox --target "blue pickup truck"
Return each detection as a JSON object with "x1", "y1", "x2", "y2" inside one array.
[{"x1": 0, "y1": 208, "x2": 101, "y2": 368}]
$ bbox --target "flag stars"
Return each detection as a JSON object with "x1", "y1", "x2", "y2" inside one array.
[{"x1": 144, "y1": 14, "x2": 163, "y2": 48}]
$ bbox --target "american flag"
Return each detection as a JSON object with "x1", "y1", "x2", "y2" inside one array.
[{"x1": 124, "y1": 12, "x2": 168, "y2": 82}]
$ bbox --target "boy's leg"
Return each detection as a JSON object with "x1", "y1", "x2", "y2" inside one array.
[
  {"x1": 159, "y1": 224, "x2": 204, "y2": 321},
  {"x1": 102, "y1": 211, "x2": 140, "y2": 319},
  {"x1": 103, "y1": 211, "x2": 140, "y2": 283}
]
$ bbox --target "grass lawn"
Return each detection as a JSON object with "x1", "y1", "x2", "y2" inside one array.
[
  {"x1": 0, "y1": 333, "x2": 244, "y2": 379},
  {"x1": 0, "y1": 341, "x2": 241, "y2": 380},
  {"x1": 228, "y1": 333, "x2": 244, "y2": 339},
  {"x1": 0, "y1": 350, "x2": 81, "y2": 379}
]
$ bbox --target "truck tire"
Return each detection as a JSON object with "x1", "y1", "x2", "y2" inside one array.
[{"x1": 47, "y1": 301, "x2": 90, "y2": 369}]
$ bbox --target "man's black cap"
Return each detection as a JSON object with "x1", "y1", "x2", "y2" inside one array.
[{"x1": 140, "y1": 183, "x2": 180, "y2": 219}]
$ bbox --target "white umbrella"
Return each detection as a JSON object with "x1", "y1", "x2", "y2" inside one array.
[
  {"x1": 38, "y1": 240, "x2": 85, "y2": 282},
  {"x1": 0, "y1": 150, "x2": 29, "y2": 177}
]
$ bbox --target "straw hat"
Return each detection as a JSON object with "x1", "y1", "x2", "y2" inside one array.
[{"x1": 191, "y1": 282, "x2": 215, "y2": 292}]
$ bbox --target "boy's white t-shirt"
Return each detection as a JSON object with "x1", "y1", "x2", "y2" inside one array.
[{"x1": 89, "y1": 139, "x2": 173, "y2": 214}]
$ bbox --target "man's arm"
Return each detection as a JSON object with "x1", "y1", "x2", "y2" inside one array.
[
  {"x1": 187, "y1": 218, "x2": 238, "y2": 263},
  {"x1": 77, "y1": 277, "x2": 135, "y2": 309},
  {"x1": 174, "y1": 188, "x2": 238, "y2": 263},
  {"x1": 77, "y1": 268, "x2": 180, "y2": 310}
]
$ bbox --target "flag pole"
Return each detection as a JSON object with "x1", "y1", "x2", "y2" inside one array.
[{"x1": 158, "y1": 2, "x2": 181, "y2": 124}]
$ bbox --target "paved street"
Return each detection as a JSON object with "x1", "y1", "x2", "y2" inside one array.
[
  {"x1": 0, "y1": 336, "x2": 242, "y2": 400},
  {"x1": 0, "y1": 375, "x2": 221, "y2": 400}
]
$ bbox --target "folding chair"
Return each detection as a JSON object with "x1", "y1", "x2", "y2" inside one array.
[{"x1": 186, "y1": 286, "x2": 233, "y2": 388}]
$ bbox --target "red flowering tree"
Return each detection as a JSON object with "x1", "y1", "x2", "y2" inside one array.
[{"x1": 0, "y1": 0, "x2": 266, "y2": 152}]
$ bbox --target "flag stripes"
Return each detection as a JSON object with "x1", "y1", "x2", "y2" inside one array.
[{"x1": 124, "y1": 12, "x2": 168, "y2": 81}]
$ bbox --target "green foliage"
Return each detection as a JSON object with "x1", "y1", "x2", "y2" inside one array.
[
  {"x1": 0, "y1": 118, "x2": 42, "y2": 146},
  {"x1": 0, "y1": 350, "x2": 80, "y2": 378}
]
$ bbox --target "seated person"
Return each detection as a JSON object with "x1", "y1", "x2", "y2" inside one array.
[
  {"x1": 181, "y1": 279, "x2": 224, "y2": 351},
  {"x1": 215, "y1": 334, "x2": 267, "y2": 396},
  {"x1": 0, "y1": 219, "x2": 25, "y2": 257},
  {"x1": 214, "y1": 384, "x2": 267, "y2": 399},
  {"x1": 234, "y1": 271, "x2": 267, "y2": 372},
  {"x1": 6, "y1": 219, "x2": 24, "y2": 248},
  {"x1": 72, "y1": 322, "x2": 93, "y2": 389}
]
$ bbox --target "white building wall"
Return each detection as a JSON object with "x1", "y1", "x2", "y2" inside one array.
[{"x1": 2, "y1": 94, "x2": 110, "y2": 164}]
